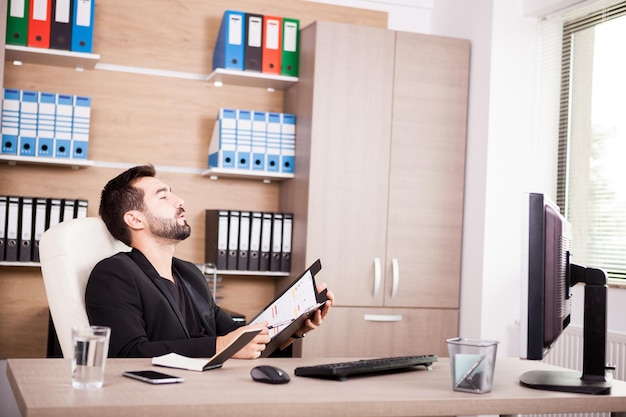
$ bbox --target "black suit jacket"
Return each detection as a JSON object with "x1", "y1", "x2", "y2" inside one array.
[{"x1": 85, "y1": 249, "x2": 240, "y2": 358}]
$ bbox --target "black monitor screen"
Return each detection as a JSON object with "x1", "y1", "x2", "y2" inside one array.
[{"x1": 519, "y1": 192, "x2": 611, "y2": 395}]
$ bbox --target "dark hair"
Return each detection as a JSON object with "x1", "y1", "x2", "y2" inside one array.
[{"x1": 99, "y1": 164, "x2": 156, "y2": 246}]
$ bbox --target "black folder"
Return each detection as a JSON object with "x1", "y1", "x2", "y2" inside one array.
[
  {"x1": 31, "y1": 197, "x2": 48, "y2": 263},
  {"x1": 280, "y1": 213, "x2": 293, "y2": 272},
  {"x1": 46, "y1": 199, "x2": 62, "y2": 229},
  {"x1": 5, "y1": 196, "x2": 20, "y2": 262},
  {"x1": 249, "y1": 259, "x2": 327, "y2": 357},
  {"x1": 247, "y1": 211, "x2": 262, "y2": 271},
  {"x1": 18, "y1": 197, "x2": 33, "y2": 262},
  {"x1": 237, "y1": 211, "x2": 250, "y2": 270},
  {"x1": 244, "y1": 13, "x2": 264, "y2": 71},
  {"x1": 259, "y1": 212, "x2": 272, "y2": 271},
  {"x1": 226, "y1": 210, "x2": 239, "y2": 270},
  {"x1": 269, "y1": 213, "x2": 283, "y2": 271},
  {"x1": 205, "y1": 210, "x2": 228, "y2": 270},
  {"x1": 0, "y1": 195, "x2": 7, "y2": 261},
  {"x1": 50, "y1": 0, "x2": 73, "y2": 50}
]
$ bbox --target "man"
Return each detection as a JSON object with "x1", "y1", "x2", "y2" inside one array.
[{"x1": 86, "y1": 164, "x2": 333, "y2": 358}]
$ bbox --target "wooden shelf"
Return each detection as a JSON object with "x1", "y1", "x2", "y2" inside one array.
[
  {"x1": 213, "y1": 270, "x2": 289, "y2": 277},
  {"x1": 201, "y1": 167, "x2": 293, "y2": 183},
  {"x1": 206, "y1": 68, "x2": 297, "y2": 90},
  {"x1": 0, "y1": 261, "x2": 40, "y2": 267},
  {"x1": 5, "y1": 45, "x2": 100, "y2": 69},
  {"x1": 0, "y1": 155, "x2": 94, "y2": 169}
]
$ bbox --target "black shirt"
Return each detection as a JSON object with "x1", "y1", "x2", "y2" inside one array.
[{"x1": 161, "y1": 273, "x2": 207, "y2": 338}]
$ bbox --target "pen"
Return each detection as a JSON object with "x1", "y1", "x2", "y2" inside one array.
[{"x1": 267, "y1": 319, "x2": 295, "y2": 330}]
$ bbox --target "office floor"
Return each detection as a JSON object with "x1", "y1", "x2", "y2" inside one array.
[{"x1": 1, "y1": 360, "x2": 20, "y2": 417}]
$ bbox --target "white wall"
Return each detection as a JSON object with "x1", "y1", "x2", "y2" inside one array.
[
  {"x1": 429, "y1": 0, "x2": 542, "y2": 357},
  {"x1": 309, "y1": 0, "x2": 626, "y2": 357}
]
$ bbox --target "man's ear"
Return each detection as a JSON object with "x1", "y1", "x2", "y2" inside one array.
[{"x1": 123, "y1": 210, "x2": 145, "y2": 231}]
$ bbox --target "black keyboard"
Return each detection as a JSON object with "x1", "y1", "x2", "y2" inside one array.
[{"x1": 294, "y1": 354, "x2": 438, "y2": 380}]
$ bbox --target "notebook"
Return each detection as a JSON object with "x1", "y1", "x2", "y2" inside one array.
[
  {"x1": 249, "y1": 258, "x2": 328, "y2": 357},
  {"x1": 151, "y1": 328, "x2": 261, "y2": 371}
]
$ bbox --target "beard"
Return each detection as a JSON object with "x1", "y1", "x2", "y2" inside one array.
[{"x1": 144, "y1": 209, "x2": 191, "y2": 241}]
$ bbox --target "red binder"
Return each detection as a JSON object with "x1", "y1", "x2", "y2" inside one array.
[
  {"x1": 262, "y1": 15, "x2": 282, "y2": 75},
  {"x1": 28, "y1": 0, "x2": 53, "y2": 48}
]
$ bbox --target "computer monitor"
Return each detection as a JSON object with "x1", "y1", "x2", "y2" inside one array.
[{"x1": 519, "y1": 192, "x2": 612, "y2": 395}]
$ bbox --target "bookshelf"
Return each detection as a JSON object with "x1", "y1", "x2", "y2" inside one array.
[
  {"x1": 0, "y1": 155, "x2": 94, "y2": 169},
  {"x1": 201, "y1": 167, "x2": 293, "y2": 183},
  {"x1": 0, "y1": 0, "x2": 389, "y2": 359},
  {"x1": 5, "y1": 45, "x2": 100, "y2": 70},
  {"x1": 206, "y1": 68, "x2": 297, "y2": 91}
]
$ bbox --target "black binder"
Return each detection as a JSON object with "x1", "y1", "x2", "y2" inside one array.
[
  {"x1": 280, "y1": 213, "x2": 293, "y2": 272},
  {"x1": 18, "y1": 197, "x2": 33, "y2": 262},
  {"x1": 0, "y1": 195, "x2": 7, "y2": 261},
  {"x1": 50, "y1": 0, "x2": 73, "y2": 50},
  {"x1": 5, "y1": 196, "x2": 20, "y2": 262},
  {"x1": 204, "y1": 210, "x2": 228, "y2": 270},
  {"x1": 247, "y1": 211, "x2": 262, "y2": 271},
  {"x1": 32, "y1": 197, "x2": 48, "y2": 263},
  {"x1": 61, "y1": 198, "x2": 76, "y2": 222},
  {"x1": 227, "y1": 210, "x2": 240, "y2": 270},
  {"x1": 244, "y1": 13, "x2": 264, "y2": 71},
  {"x1": 269, "y1": 212, "x2": 283, "y2": 271},
  {"x1": 237, "y1": 211, "x2": 250, "y2": 270},
  {"x1": 46, "y1": 198, "x2": 62, "y2": 229},
  {"x1": 259, "y1": 212, "x2": 272, "y2": 271}
]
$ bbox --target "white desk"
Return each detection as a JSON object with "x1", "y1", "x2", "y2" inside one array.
[{"x1": 6, "y1": 357, "x2": 626, "y2": 417}]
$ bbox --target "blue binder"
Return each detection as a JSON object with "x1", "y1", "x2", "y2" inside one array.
[
  {"x1": 212, "y1": 10, "x2": 245, "y2": 71},
  {"x1": 208, "y1": 108, "x2": 237, "y2": 169},
  {"x1": 251, "y1": 111, "x2": 267, "y2": 171},
  {"x1": 236, "y1": 109, "x2": 252, "y2": 170},
  {"x1": 71, "y1": 0, "x2": 95, "y2": 53},
  {"x1": 37, "y1": 92, "x2": 56, "y2": 157},
  {"x1": 266, "y1": 112, "x2": 281, "y2": 172},
  {"x1": 71, "y1": 95, "x2": 91, "y2": 159},
  {"x1": 19, "y1": 91, "x2": 38, "y2": 157},
  {"x1": 54, "y1": 94, "x2": 73, "y2": 158},
  {"x1": 2, "y1": 89, "x2": 21, "y2": 155},
  {"x1": 280, "y1": 113, "x2": 296, "y2": 173}
]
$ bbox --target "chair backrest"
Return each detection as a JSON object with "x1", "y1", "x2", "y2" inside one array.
[{"x1": 39, "y1": 217, "x2": 130, "y2": 358}]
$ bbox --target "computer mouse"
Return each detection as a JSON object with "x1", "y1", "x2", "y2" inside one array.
[{"x1": 250, "y1": 365, "x2": 291, "y2": 384}]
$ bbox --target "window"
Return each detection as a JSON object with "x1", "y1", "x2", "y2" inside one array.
[{"x1": 556, "y1": 1, "x2": 626, "y2": 280}]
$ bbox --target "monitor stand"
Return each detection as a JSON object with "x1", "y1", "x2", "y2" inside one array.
[
  {"x1": 520, "y1": 369, "x2": 612, "y2": 395},
  {"x1": 520, "y1": 265, "x2": 612, "y2": 395}
]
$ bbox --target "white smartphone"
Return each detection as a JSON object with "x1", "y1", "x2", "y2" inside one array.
[{"x1": 123, "y1": 370, "x2": 184, "y2": 384}]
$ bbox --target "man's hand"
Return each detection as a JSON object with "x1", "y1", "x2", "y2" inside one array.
[
  {"x1": 218, "y1": 322, "x2": 271, "y2": 359},
  {"x1": 288, "y1": 282, "x2": 335, "y2": 343}
]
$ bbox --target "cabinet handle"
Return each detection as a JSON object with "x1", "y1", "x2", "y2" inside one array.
[
  {"x1": 364, "y1": 314, "x2": 403, "y2": 322},
  {"x1": 391, "y1": 258, "x2": 399, "y2": 299},
  {"x1": 373, "y1": 257, "x2": 382, "y2": 298}
]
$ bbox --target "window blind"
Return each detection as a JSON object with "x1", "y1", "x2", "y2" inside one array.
[{"x1": 555, "y1": 0, "x2": 626, "y2": 280}]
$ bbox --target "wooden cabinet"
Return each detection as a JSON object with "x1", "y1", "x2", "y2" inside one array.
[{"x1": 281, "y1": 21, "x2": 469, "y2": 358}]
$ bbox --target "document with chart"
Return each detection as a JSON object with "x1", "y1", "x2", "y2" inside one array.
[{"x1": 250, "y1": 258, "x2": 328, "y2": 357}]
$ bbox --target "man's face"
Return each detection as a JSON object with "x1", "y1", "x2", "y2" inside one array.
[{"x1": 134, "y1": 176, "x2": 191, "y2": 241}]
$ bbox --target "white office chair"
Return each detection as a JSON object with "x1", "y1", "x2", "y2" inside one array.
[{"x1": 39, "y1": 217, "x2": 130, "y2": 358}]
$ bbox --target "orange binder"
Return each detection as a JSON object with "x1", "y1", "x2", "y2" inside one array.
[
  {"x1": 262, "y1": 15, "x2": 282, "y2": 75},
  {"x1": 28, "y1": 0, "x2": 53, "y2": 48}
]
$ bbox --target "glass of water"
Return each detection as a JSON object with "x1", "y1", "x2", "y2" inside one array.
[{"x1": 71, "y1": 325, "x2": 111, "y2": 389}]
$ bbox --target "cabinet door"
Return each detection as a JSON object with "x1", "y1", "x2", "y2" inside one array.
[
  {"x1": 383, "y1": 33, "x2": 470, "y2": 308},
  {"x1": 300, "y1": 306, "x2": 458, "y2": 358},
  {"x1": 287, "y1": 21, "x2": 396, "y2": 308}
]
